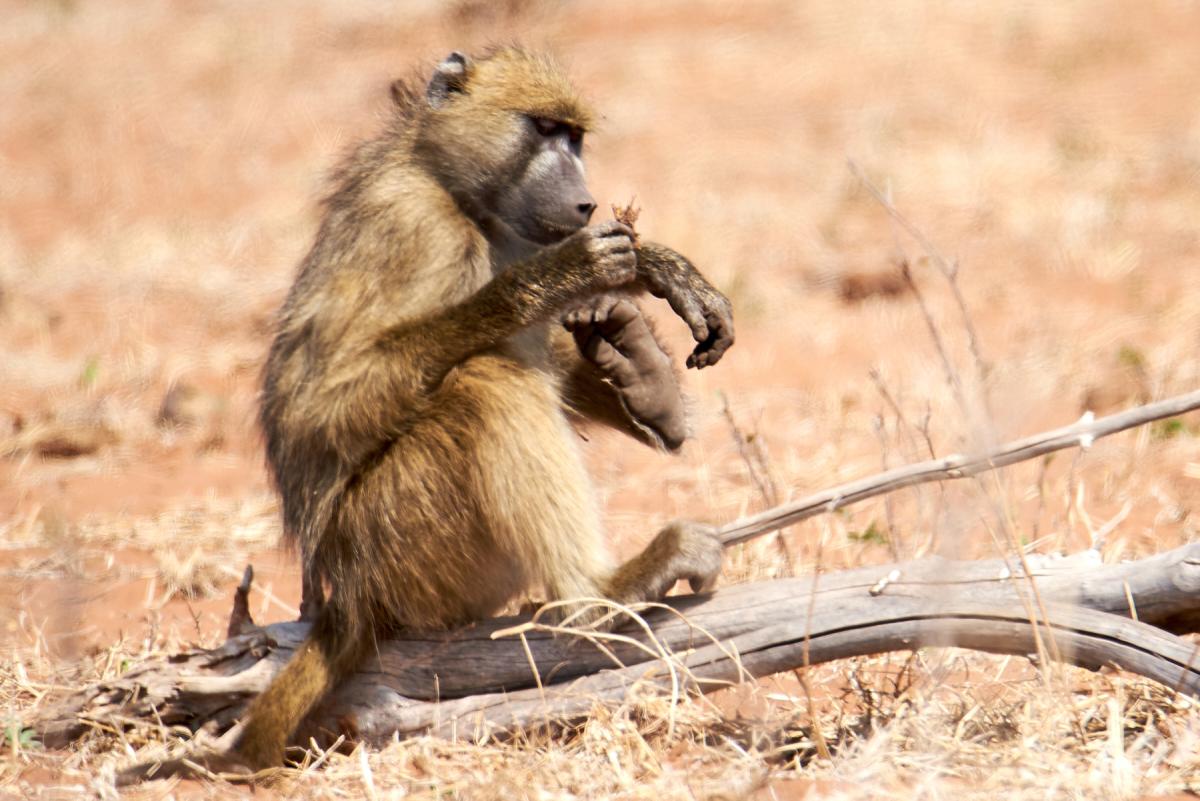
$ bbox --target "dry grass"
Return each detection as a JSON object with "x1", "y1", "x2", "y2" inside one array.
[
  {"x1": 7, "y1": 639, "x2": 1200, "y2": 799},
  {"x1": 4, "y1": 0, "x2": 1200, "y2": 797}
]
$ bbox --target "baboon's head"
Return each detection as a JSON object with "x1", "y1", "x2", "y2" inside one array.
[{"x1": 409, "y1": 48, "x2": 598, "y2": 245}]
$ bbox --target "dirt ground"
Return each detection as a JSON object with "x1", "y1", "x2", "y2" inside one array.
[{"x1": 3, "y1": 0, "x2": 1200, "y2": 798}]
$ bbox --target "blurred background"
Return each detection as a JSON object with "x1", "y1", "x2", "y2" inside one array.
[{"x1": 3, "y1": 0, "x2": 1200, "y2": 772}]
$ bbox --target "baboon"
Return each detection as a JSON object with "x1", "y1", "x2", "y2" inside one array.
[{"x1": 239, "y1": 47, "x2": 735, "y2": 768}]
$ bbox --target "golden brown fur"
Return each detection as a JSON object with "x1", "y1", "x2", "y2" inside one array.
[{"x1": 237, "y1": 47, "x2": 729, "y2": 768}]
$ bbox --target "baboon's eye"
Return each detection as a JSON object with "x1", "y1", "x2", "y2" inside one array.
[
  {"x1": 532, "y1": 117, "x2": 564, "y2": 137},
  {"x1": 530, "y1": 117, "x2": 583, "y2": 152}
]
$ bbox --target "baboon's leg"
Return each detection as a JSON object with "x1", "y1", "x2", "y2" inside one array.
[
  {"x1": 318, "y1": 352, "x2": 718, "y2": 629},
  {"x1": 318, "y1": 352, "x2": 610, "y2": 630},
  {"x1": 461, "y1": 355, "x2": 614, "y2": 606},
  {"x1": 426, "y1": 352, "x2": 715, "y2": 612}
]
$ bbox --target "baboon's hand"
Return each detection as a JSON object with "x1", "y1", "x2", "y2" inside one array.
[
  {"x1": 604, "y1": 520, "x2": 723, "y2": 605},
  {"x1": 666, "y1": 521, "x2": 724, "y2": 595},
  {"x1": 565, "y1": 221, "x2": 638, "y2": 291},
  {"x1": 563, "y1": 294, "x2": 688, "y2": 451},
  {"x1": 635, "y1": 242, "x2": 735, "y2": 370}
]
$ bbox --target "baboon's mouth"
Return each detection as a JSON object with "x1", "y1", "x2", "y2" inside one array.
[{"x1": 530, "y1": 216, "x2": 582, "y2": 244}]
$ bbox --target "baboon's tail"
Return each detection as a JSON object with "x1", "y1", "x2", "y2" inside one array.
[{"x1": 234, "y1": 604, "x2": 367, "y2": 768}]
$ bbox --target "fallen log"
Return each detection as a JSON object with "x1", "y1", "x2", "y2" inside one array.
[{"x1": 36, "y1": 543, "x2": 1200, "y2": 751}]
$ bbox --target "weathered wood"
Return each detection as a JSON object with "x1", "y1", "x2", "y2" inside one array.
[
  {"x1": 718, "y1": 389, "x2": 1200, "y2": 545},
  {"x1": 35, "y1": 544, "x2": 1200, "y2": 751}
]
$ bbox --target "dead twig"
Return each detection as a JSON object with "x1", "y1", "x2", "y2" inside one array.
[
  {"x1": 226, "y1": 565, "x2": 256, "y2": 639},
  {"x1": 611, "y1": 198, "x2": 641, "y2": 245}
]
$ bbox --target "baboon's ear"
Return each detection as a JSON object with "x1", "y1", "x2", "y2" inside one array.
[{"x1": 426, "y1": 52, "x2": 471, "y2": 108}]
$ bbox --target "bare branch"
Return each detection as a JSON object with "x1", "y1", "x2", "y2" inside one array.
[{"x1": 718, "y1": 390, "x2": 1200, "y2": 547}]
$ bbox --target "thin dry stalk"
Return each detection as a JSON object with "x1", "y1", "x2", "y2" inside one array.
[
  {"x1": 868, "y1": 369, "x2": 944, "y2": 556},
  {"x1": 718, "y1": 392, "x2": 795, "y2": 572},
  {"x1": 848, "y1": 159, "x2": 993, "y2": 422}
]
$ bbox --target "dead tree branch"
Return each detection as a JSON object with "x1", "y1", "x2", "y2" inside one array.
[{"x1": 718, "y1": 389, "x2": 1200, "y2": 546}]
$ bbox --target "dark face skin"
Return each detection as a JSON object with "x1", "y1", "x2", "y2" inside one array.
[
  {"x1": 416, "y1": 53, "x2": 596, "y2": 249},
  {"x1": 495, "y1": 116, "x2": 596, "y2": 245}
]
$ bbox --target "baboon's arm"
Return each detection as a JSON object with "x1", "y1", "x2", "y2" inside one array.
[
  {"x1": 635, "y1": 242, "x2": 735, "y2": 369},
  {"x1": 380, "y1": 223, "x2": 635, "y2": 392},
  {"x1": 306, "y1": 223, "x2": 635, "y2": 465}
]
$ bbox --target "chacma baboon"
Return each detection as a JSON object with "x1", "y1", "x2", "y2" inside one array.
[{"x1": 239, "y1": 47, "x2": 735, "y2": 768}]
